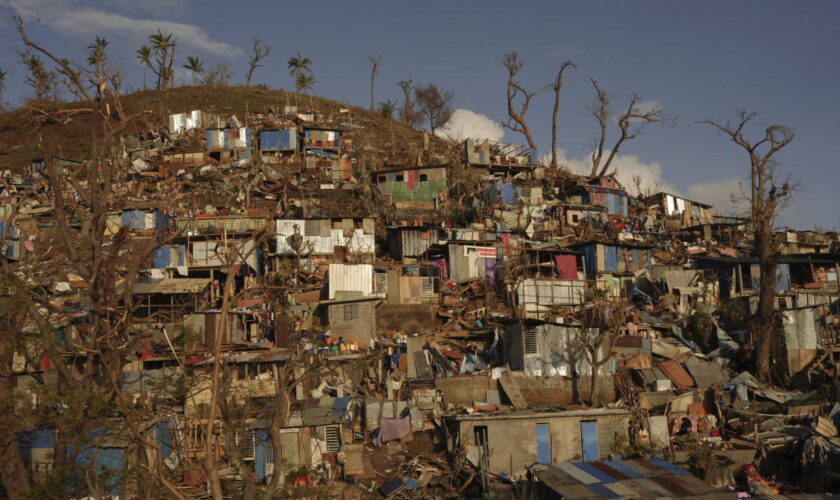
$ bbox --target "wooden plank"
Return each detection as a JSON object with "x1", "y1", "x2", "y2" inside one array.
[{"x1": 498, "y1": 372, "x2": 528, "y2": 410}]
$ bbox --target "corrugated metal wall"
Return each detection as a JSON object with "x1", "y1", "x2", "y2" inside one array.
[
  {"x1": 328, "y1": 263, "x2": 373, "y2": 299},
  {"x1": 259, "y1": 129, "x2": 297, "y2": 151}
]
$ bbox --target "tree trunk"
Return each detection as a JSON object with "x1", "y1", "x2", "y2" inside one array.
[
  {"x1": 754, "y1": 224, "x2": 778, "y2": 382},
  {"x1": 550, "y1": 87, "x2": 560, "y2": 169}
]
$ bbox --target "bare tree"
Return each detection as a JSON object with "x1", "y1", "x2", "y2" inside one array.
[
  {"x1": 588, "y1": 78, "x2": 668, "y2": 178},
  {"x1": 246, "y1": 38, "x2": 271, "y2": 88},
  {"x1": 700, "y1": 111, "x2": 796, "y2": 382},
  {"x1": 414, "y1": 83, "x2": 453, "y2": 134},
  {"x1": 369, "y1": 55, "x2": 381, "y2": 111},
  {"x1": 201, "y1": 62, "x2": 232, "y2": 87},
  {"x1": 575, "y1": 297, "x2": 626, "y2": 405},
  {"x1": 398, "y1": 79, "x2": 417, "y2": 126},
  {"x1": 502, "y1": 52, "x2": 537, "y2": 150},
  {"x1": 549, "y1": 61, "x2": 577, "y2": 169}
]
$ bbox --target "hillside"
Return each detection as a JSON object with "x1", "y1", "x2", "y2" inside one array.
[{"x1": 0, "y1": 85, "x2": 451, "y2": 170}]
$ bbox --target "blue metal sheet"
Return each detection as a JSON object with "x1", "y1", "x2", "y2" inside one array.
[
  {"x1": 536, "y1": 423, "x2": 551, "y2": 464},
  {"x1": 581, "y1": 421, "x2": 599, "y2": 461},
  {"x1": 153, "y1": 247, "x2": 169, "y2": 269},
  {"x1": 604, "y1": 460, "x2": 645, "y2": 478},
  {"x1": 575, "y1": 462, "x2": 617, "y2": 483},
  {"x1": 603, "y1": 246, "x2": 619, "y2": 273},
  {"x1": 585, "y1": 481, "x2": 622, "y2": 499},
  {"x1": 584, "y1": 244, "x2": 597, "y2": 279}
]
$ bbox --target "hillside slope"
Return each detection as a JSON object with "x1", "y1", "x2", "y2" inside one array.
[{"x1": 0, "y1": 85, "x2": 451, "y2": 170}]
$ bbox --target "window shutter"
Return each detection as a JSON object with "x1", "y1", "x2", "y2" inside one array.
[{"x1": 324, "y1": 425, "x2": 341, "y2": 452}]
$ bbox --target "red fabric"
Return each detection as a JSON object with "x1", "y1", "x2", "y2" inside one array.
[
  {"x1": 140, "y1": 352, "x2": 156, "y2": 360},
  {"x1": 40, "y1": 354, "x2": 51, "y2": 371},
  {"x1": 554, "y1": 254, "x2": 578, "y2": 279},
  {"x1": 502, "y1": 233, "x2": 510, "y2": 252}
]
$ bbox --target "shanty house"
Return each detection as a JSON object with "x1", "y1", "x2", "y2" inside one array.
[
  {"x1": 275, "y1": 218, "x2": 375, "y2": 257},
  {"x1": 374, "y1": 166, "x2": 447, "y2": 212},
  {"x1": 515, "y1": 278, "x2": 587, "y2": 318},
  {"x1": 646, "y1": 192, "x2": 714, "y2": 229},
  {"x1": 449, "y1": 408, "x2": 631, "y2": 476},
  {"x1": 303, "y1": 128, "x2": 341, "y2": 150},
  {"x1": 447, "y1": 242, "x2": 498, "y2": 283},
  {"x1": 464, "y1": 138, "x2": 534, "y2": 172},
  {"x1": 324, "y1": 297, "x2": 381, "y2": 345},
  {"x1": 568, "y1": 185, "x2": 629, "y2": 217},
  {"x1": 573, "y1": 242, "x2": 652, "y2": 280}
]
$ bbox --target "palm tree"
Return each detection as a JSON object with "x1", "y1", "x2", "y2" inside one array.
[
  {"x1": 149, "y1": 30, "x2": 176, "y2": 89},
  {"x1": 0, "y1": 68, "x2": 7, "y2": 111},
  {"x1": 295, "y1": 73, "x2": 316, "y2": 94},
  {"x1": 86, "y1": 36, "x2": 109, "y2": 75},
  {"x1": 183, "y1": 56, "x2": 204, "y2": 85},
  {"x1": 378, "y1": 100, "x2": 397, "y2": 120},
  {"x1": 295, "y1": 73, "x2": 317, "y2": 107},
  {"x1": 136, "y1": 45, "x2": 152, "y2": 89},
  {"x1": 287, "y1": 50, "x2": 312, "y2": 82}
]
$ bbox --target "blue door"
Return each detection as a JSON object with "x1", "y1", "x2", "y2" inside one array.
[
  {"x1": 581, "y1": 421, "x2": 599, "y2": 461},
  {"x1": 536, "y1": 424, "x2": 551, "y2": 464}
]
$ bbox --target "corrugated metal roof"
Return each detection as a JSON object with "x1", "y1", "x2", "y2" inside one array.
[
  {"x1": 653, "y1": 268, "x2": 699, "y2": 290},
  {"x1": 131, "y1": 278, "x2": 211, "y2": 294},
  {"x1": 531, "y1": 459, "x2": 727, "y2": 499}
]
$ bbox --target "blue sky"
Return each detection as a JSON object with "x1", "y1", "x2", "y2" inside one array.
[{"x1": 1, "y1": 0, "x2": 838, "y2": 229}]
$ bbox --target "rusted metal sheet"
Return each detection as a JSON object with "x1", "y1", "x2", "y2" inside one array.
[{"x1": 658, "y1": 360, "x2": 695, "y2": 390}]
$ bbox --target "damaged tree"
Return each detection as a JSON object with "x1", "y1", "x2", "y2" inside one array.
[
  {"x1": 246, "y1": 38, "x2": 272, "y2": 88},
  {"x1": 588, "y1": 78, "x2": 668, "y2": 179},
  {"x1": 12, "y1": 19, "x2": 186, "y2": 498},
  {"x1": 700, "y1": 111, "x2": 796, "y2": 382},
  {"x1": 502, "y1": 52, "x2": 538, "y2": 150},
  {"x1": 397, "y1": 79, "x2": 417, "y2": 126},
  {"x1": 576, "y1": 298, "x2": 626, "y2": 406},
  {"x1": 369, "y1": 55, "x2": 381, "y2": 111},
  {"x1": 415, "y1": 83, "x2": 453, "y2": 135},
  {"x1": 149, "y1": 30, "x2": 177, "y2": 91},
  {"x1": 549, "y1": 60, "x2": 577, "y2": 169}
]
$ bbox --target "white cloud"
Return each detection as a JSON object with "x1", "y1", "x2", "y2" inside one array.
[
  {"x1": 551, "y1": 148, "x2": 682, "y2": 197},
  {"x1": 687, "y1": 177, "x2": 743, "y2": 215},
  {"x1": 4, "y1": 0, "x2": 241, "y2": 57},
  {"x1": 436, "y1": 109, "x2": 505, "y2": 142}
]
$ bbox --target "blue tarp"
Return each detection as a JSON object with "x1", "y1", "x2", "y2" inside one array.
[{"x1": 254, "y1": 430, "x2": 271, "y2": 481}]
